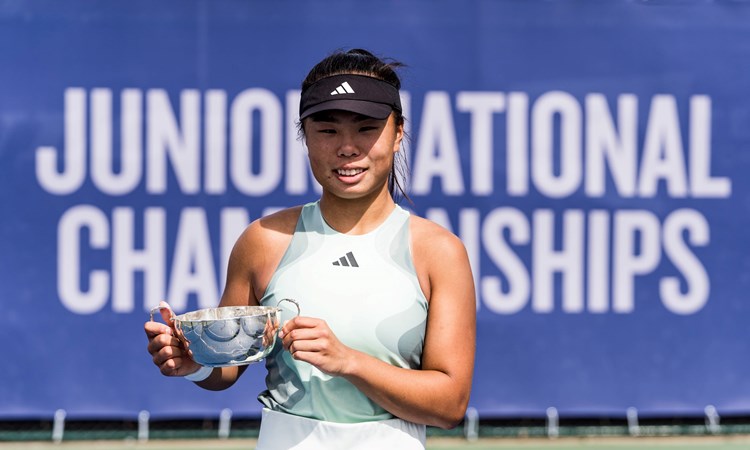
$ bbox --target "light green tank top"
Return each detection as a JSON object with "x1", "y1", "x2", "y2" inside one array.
[{"x1": 258, "y1": 201, "x2": 428, "y2": 423}]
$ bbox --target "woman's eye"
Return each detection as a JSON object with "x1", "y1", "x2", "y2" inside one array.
[
  {"x1": 318, "y1": 129, "x2": 336, "y2": 134},
  {"x1": 359, "y1": 126, "x2": 378, "y2": 132}
]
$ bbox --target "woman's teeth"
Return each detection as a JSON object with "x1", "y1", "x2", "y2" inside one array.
[{"x1": 337, "y1": 169, "x2": 363, "y2": 176}]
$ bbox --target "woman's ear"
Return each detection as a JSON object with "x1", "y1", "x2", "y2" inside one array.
[{"x1": 393, "y1": 120, "x2": 404, "y2": 153}]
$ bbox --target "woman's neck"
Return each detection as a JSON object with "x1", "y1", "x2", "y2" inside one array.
[{"x1": 319, "y1": 189, "x2": 396, "y2": 235}]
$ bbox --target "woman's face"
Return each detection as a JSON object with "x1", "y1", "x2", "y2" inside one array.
[{"x1": 303, "y1": 109, "x2": 403, "y2": 201}]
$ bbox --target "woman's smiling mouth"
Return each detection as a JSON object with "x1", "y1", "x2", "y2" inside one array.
[{"x1": 336, "y1": 168, "x2": 365, "y2": 177}]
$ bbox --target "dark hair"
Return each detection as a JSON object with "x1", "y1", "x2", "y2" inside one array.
[
  {"x1": 299, "y1": 48, "x2": 411, "y2": 204},
  {"x1": 301, "y1": 48, "x2": 403, "y2": 92}
]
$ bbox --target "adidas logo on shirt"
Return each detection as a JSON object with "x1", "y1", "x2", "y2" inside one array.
[
  {"x1": 330, "y1": 81, "x2": 355, "y2": 95},
  {"x1": 332, "y1": 251, "x2": 359, "y2": 267}
]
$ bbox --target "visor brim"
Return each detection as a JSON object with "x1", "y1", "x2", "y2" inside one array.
[{"x1": 299, "y1": 99, "x2": 393, "y2": 120}]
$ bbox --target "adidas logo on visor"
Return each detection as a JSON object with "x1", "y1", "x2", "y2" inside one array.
[{"x1": 330, "y1": 81, "x2": 355, "y2": 95}]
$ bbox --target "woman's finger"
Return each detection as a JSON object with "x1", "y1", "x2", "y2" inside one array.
[
  {"x1": 158, "y1": 357, "x2": 183, "y2": 376},
  {"x1": 280, "y1": 316, "x2": 324, "y2": 337},
  {"x1": 146, "y1": 333, "x2": 182, "y2": 355},
  {"x1": 151, "y1": 342, "x2": 183, "y2": 366},
  {"x1": 281, "y1": 326, "x2": 329, "y2": 350},
  {"x1": 144, "y1": 322, "x2": 172, "y2": 339},
  {"x1": 287, "y1": 337, "x2": 326, "y2": 355}
]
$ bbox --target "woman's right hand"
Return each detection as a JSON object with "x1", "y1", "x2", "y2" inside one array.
[{"x1": 144, "y1": 302, "x2": 202, "y2": 377}]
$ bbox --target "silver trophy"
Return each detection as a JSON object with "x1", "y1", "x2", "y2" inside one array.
[{"x1": 149, "y1": 298, "x2": 300, "y2": 367}]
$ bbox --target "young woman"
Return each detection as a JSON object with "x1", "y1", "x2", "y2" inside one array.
[{"x1": 145, "y1": 48, "x2": 476, "y2": 449}]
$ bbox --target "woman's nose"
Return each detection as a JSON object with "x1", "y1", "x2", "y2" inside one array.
[{"x1": 337, "y1": 133, "x2": 360, "y2": 157}]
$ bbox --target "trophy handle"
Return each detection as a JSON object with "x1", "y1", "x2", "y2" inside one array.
[
  {"x1": 277, "y1": 298, "x2": 300, "y2": 317},
  {"x1": 149, "y1": 302, "x2": 176, "y2": 324}
]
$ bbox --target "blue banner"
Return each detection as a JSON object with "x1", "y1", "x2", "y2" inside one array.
[{"x1": 2, "y1": 0, "x2": 750, "y2": 420}]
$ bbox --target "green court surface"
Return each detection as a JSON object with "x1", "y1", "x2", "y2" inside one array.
[
  {"x1": 428, "y1": 435, "x2": 750, "y2": 449},
  {"x1": 3, "y1": 436, "x2": 750, "y2": 449}
]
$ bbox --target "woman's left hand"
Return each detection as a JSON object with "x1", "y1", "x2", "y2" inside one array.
[{"x1": 279, "y1": 316, "x2": 356, "y2": 376}]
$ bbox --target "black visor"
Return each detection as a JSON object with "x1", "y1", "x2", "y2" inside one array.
[{"x1": 299, "y1": 74, "x2": 402, "y2": 120}]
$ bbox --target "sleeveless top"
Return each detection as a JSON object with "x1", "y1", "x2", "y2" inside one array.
[{"x1": 257, "y1": 201, "x2": 429, "y2": 423}]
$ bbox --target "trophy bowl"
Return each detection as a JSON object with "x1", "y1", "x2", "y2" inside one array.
[{"x1": 150, "y1": 298, "x2": 299, "y2": 367}]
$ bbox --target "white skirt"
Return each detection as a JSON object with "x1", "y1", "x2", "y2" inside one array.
[{"x1": 255, "y1": 408, "x2": 426, "y2": 450}]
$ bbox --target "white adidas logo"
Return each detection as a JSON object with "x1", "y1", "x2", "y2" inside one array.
[{"x1": 330, "y1": 81, "x2": 355, "y2": 95}]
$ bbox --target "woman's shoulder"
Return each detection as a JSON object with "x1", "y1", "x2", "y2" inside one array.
[
  {"x1": 237, "y1": 205, "x2": 304, "y2": 249},
  {"x1": 257, "y1": 205, "x2": 305, "y2": 231},
  {"x1": 407, "y1": 211, "x2": 472, "y2": 301},
  {"x1": 408, "y1": 212, "x2": 468, "y2": 261},
  {"x1": 230, "y1": 205, "x2": 304, "y2": 280}
]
